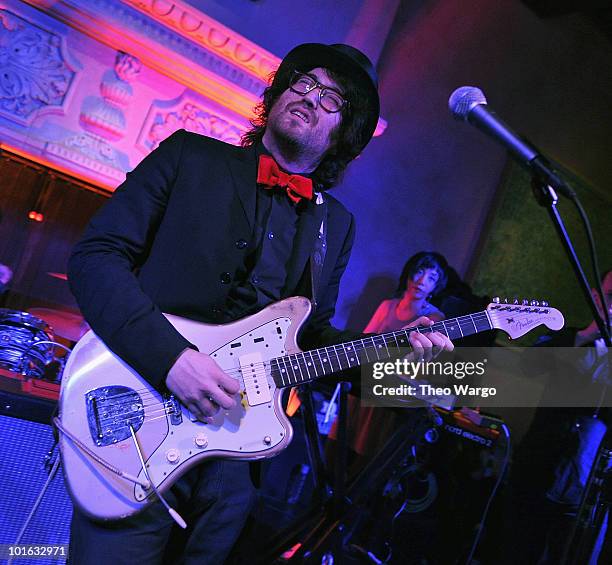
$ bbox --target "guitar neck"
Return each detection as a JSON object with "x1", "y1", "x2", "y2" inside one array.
[{"x1": 271, "y1": 310, "x2": 493, "y2": 389}]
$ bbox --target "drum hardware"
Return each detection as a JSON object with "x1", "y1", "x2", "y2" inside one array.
[
  {"x1": 19, "y1": 340, "x2": 72, "y2": 384},
  {"x1": 0, "y1": 309, "x2": 53, "y2": 377},
  {"x1": 0, "y1": 309, "x2": 72, "y2": 384}
]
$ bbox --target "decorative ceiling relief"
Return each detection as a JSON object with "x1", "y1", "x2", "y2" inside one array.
[
  {"x1": 45, "y1": 132, "x2": 126, "y2": 182},
  {"x1": 123, "y1": 0, "x2": 278, "y2": 82},
  {"x1": 41, "y1": 50, "x2": 140, "y2": 185},
  {"x1": 79, "y1": 51, "x2": 141, "y2": 141},
  {"x1": 138, "y1": 92, "x2": 246, "y2": 152},
  {"x1": 2, "y1": 0, "x2": 386, "y2": 190},
  {"x1": 0, "y1": 9, "x2": 75, "y2": 124}
]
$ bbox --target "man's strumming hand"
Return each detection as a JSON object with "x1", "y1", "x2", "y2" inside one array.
[{"x1": 166, "y1": 349, "x2": 240, "y2": 420}]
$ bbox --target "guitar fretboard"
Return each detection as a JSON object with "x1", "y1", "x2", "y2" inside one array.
[{"x1": 270, "y1": 311, "x2": 493, "y2": 388}]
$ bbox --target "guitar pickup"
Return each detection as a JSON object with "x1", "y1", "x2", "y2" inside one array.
[{"x1": 239, "y1": 352, "x2": 272, "y2": 406}]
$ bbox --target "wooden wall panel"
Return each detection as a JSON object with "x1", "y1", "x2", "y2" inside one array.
[{"x1": 0, "y1": 151, "x2": 109, "y2": 315}]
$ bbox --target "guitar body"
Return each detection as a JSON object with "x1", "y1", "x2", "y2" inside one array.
[{"x1": 59, "y1": 296, "x2": 312, "y2": 521}]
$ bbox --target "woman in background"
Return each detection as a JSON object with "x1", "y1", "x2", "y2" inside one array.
[
  {"x1": 328, "y1": 251, "x2": 449, "y2": 467},
  {"x1": 364, "y1": 252, "x2": 448, "y2": 334}
]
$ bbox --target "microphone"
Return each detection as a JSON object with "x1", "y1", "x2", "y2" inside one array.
[{"x1": 448, "y1": 86, "x2": 575, "y2": 198}]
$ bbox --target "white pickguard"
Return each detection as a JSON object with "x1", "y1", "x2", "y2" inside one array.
[{"x1": 132, "y1": 316, "x2": 292, "y2": 500}]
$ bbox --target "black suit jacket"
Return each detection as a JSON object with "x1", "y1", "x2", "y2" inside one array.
[{"x1": 68, "y1": 130, "x2": 361, "y2": 388}]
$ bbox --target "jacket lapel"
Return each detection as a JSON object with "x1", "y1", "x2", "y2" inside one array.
[{"x1": 225, "y1": 144, "x2": 258, "y2": 230}]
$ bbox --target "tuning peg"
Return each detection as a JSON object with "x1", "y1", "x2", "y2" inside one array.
[
  {"x1": 521, "y1": 299, "x2": 528, "y2": 306},
  {"x1": 530, "y1": 300, "x2": 539, "y2": 306},
  {"x1": 541, "y1": 300, "x2": 549, "y2": 307},
  {"x1": 503, "y1": 297, "x2": 508, "y2": 304},
  {"x1": 492, "y1": 297, "x2": 500, "y2": 303},
  {"x1": 513, "y1": 297, "x2": 519, "y2": 305}
]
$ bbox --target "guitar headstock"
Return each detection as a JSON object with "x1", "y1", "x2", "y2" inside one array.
[{"x1": 486, "y1": 297, "x2": 564, "y2": 339}]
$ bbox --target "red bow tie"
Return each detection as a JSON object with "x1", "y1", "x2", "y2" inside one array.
[{"x1": 257, "y1": 155, "x2": 313, "y2": 204}]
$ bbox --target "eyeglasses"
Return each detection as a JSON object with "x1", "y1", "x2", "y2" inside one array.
[{"x1": 289, "y1": 71, "x2": 349, "y2": 113}]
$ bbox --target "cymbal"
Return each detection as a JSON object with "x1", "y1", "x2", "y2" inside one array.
[
  {"x1": 28, "y1": 308, "x2": 89, "y2": 342},
  {"x1": 47, "y1": 272, "x2": 68, "y2": 281}
]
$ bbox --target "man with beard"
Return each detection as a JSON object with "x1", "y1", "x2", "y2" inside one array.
[{"x1": 67, "y1": 43, "x2": 453, "y2": 564}]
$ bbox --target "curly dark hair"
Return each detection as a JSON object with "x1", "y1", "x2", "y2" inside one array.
[
  {"x1": 241, "y1": 63, "x2": 376, "y2": 190},
  {"x1": 396, "y1": 252, "x2": 449, "y2": 298}
]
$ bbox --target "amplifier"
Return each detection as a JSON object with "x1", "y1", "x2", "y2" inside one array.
[{"x1": 0, "y1": 414, "x2": 72, "y2": 564}]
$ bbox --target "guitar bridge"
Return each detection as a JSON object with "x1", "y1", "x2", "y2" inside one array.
[
  {"x1": 163, "y1": 393, "x2": 182, "y2": 426},
  {"x1": 85, "y1": 386, "x2": 145, "y2": 446}
]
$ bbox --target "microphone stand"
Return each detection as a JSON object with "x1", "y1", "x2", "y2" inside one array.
[
  {"x1": 530, "y1": 176, "x2": 611, "y2": 565},
  {"x1": 531, "y1": 171, "x2": 609, "y2": 346}
]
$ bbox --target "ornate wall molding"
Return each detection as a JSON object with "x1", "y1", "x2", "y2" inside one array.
[
  {"x1": 0, "y1": 8, "x2": 75, "y2": 124},
  {"x1": 123, "y1": 0, "x2": 278, "y2": 83},
  {"x1": 24, "y1": 0, "x2": 386, "y2": 133},
  {"x1": 79, "y1": 52, "x2": 141, "y2": 141},
  {"x1": 138, "y1": 91, "x2": 246, "y2": 152},
  {"x1": 3, "y1": 0, "x2": 386, "y2": 190},
  {"x1": 45, "y1": 132, "x2": 126, "y2": 182},
  {"x1": 24, "y1": 0, "x2": 265, "y2": 118}
]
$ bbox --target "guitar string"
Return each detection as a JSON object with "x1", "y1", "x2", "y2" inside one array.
[
  {"x1": 75, "y1": 308, "x2": 551, "y2": 436},
  {"x1": 94, "y1": 342, "x2": 369, "y2": 425},
  {"x1": 84, "y1": 306, "x2": 525, "y2": 413},
  {"x1": 93, "y1": 337, "x2": 424, "y2": 424},
  {"x1": 96, "y1": 410, "x2": 175, "y2": 428},
  {"x1": 92, "y1": 330, "x2": 462, "y2": 428},
  {"x1": 95, "y1": 403, "x2": 239, "y2": 427},
  {"x1": 87, "y1": 310, "x2": 555, "y2": 431},
  {"x1": 96, "y1": 409, "x2": 207, "y2": 428},
  {"x1": 94, "y1": 383, "x2": 252, "y2": 423},
  {"x1": 97, "y1": 406, "x2": 176, "y2": 425},
  {"x1": 92, "y1": 342, "x2": 356, "y2": 407},
  {"x1": 91, "y1": 316, "x2": 492, "y2": 407},
  {"x1": 87, "y1": 313, "x2": 493, "y2": 431},
  {"x1": 89, "y1": 311, "x2": 497, "y2": 407}
]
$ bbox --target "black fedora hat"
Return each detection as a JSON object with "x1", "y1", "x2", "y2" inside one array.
[{"x1": 275, "y1": 43, "x2": 380, "y2": 149}]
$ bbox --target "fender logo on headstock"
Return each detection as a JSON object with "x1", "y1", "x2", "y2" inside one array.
[{"x1": 512, "y1": 317, "x2": 537, "y2": 330}]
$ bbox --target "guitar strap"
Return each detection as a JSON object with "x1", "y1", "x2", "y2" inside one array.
[{"x1": 309, "y1": 196, "x2": 327, "y2": 313}]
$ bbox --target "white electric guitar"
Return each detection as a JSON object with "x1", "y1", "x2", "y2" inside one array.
[{"x1": 58, "y1": 296, "x2": 563, "y2": 521}]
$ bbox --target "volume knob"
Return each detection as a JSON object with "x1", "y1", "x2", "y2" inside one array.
[
  {"x1": 166, "y1": 448, "x2": 180, "y2": 464},
  {"x1": 194, "y1": 433, "x2": 209, "y2": 448}
]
